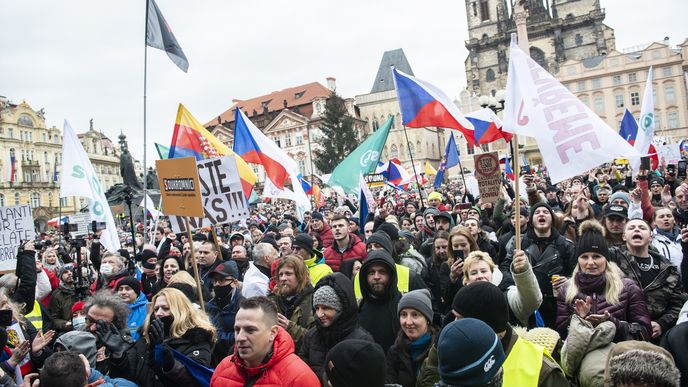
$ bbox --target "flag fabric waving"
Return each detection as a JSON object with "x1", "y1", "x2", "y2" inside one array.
[
  {"x1": 328, "y1": 117, "x2": 392, "y2": 194},
  {"x1": 139, "y1": 193, "x2": 162, "y2": 218},
  {"x1": 146, "y1": 0, "x2": 189, "y2": 72},
  {"x1": 618, "y1": 108, "x2": 658, "y2": 169},
  {"x1": 630, "y1": 67, "x2": 656, "y2": 172},
  {"x1": 358, "y1": 174, "x2": 373, "y2": 234},
  {"x1": 60, "y1": 120, "x2": 120, "y2": 253},
  {"x1": 168, "y1": 104, "x2": 256, "y2": 198},
  {"x1": 465, "y1": 108, "x2": 512, "y2": 145},
  {"x1": 6, "y1": 153, "x2": 16, "y2": 183},
  {"x1": 392, "y1": 68, "x2": 475, "y2": 141},
  {"x1": 155, "y1": 143, "x2": 170, "y2": 160},
  {"x1": 502, "y1": 35, "x2": 639, "y2": 183},
  {"x1": 376, "y1": 159, "x2": 412, "y2": 187},
  {"x1": 424, "y1": 161, "x2": 437, "y2": 176},
  {"x1": 298, "y1": 174, "x2": 313, "y2": 195},
  {"x1": 500, "y1": 156, "x2": 515, "y2": 181},
  {"x1": 434, "y1": 135, "x2": 460, "y2": 187}
]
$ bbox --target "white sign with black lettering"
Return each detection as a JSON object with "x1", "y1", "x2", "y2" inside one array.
[
  {"x1": 0, "y1": 205, "x2": 36, "y2": 272},
  {"x1": 170, "y1": 156, "x2": 249, "y2": 233},
  {"x1": 70, "y1": 212, "x2": 91, "y2": 237}
]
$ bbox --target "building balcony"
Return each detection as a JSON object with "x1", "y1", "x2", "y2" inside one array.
[
  {"x1": 21, "y1": 160, "x2": 40, "y2": 167},
  {"x1": 0, "y1": 181, "x2": 58, "y2": 189}
]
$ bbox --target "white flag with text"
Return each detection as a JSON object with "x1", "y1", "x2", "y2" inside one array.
[{"x1": 503, "y1": 36, "x2": 640, "y2": 183}]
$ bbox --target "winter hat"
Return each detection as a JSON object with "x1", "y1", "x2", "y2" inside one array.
[
  {"x1": 311, "y1": 212, "x2": 324, "y2": 221},
  {"x1": 71, "y1": 301, "x2": 86, "y2": 316},
  {"x1": 434, "y1": 211, "x2": 453, "y2": 224},
  {"x1": 326, "y1": 340, "x2": 386, "y2": 387},
  {"x1": 55, "y1": 331, "x2": 97, "y2": 368},
  {"x1": 529, "y1": 202, "x2": 554, "y2": 224},
  {"x1": 609, "y1": 191, "x2": 630, "y2": 207},
  {"x1": 293, "y1": 234, "x2": 322, "y2": 258},
  {"x1": 452, "y1": 281, "x2": 508, "y2": 333},
  {"x1": 313, "y1": 285, "x2": 342, "y2": 313},
  {"x1": 423, "y1": 207, "x2": 440, "y2": 219},
  {"x1": 141, "y1": 249, "x2": 158, "y2": 262},
  {"x1": 58, "y1": 263, "x2": 74, "y2": 279},
  {"x1": 116, "y1": 276, "x2": 141, "y2": 297},
  {"x1": 575, "y1": 220, "x2": 610, "y2": 259},
  {"x1": 438, "y1": 318, "x2": 506, "y2": 386},
  {"x1": 428, "y1": 192, "x2": 443, "y2": 202},
  {"x1": 376, "y1": 222, "x2": 399, "y2": 241},
  {"x1": 649, "y1": 176, "x2": 665, "y2": 187},
  {"x1": 259, "y1": 235, "x2": 279, "y2": 251},
  {"x1": 607, "y1": 347, "x2": 679, "y2": 387},
  {"x1": 366, "y1": 231, "x2": 393, "y2": 255},
  {"x1": 398, "y1": 289, "x2": 433, "y2": 323}
]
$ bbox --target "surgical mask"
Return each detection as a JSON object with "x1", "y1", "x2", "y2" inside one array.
[
  {"x1": 100, "y1": 263, "x2": 113, "y2": 276},
  {"x1": 72, "y1": 316, "x2": 86, "y2": 331}
]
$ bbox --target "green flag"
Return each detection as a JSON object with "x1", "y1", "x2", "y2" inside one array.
[
  {"x1": 155, "y1": 143, "x2": 170, "y2": 159},
  {"x1": 328, "y1": 117, "x2": 392, "y2": 194}
]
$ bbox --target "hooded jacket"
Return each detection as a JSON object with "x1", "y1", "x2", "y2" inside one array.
[
  {"x1": 127, "y1": 292, "x2": 148, "y2": 341},
  {"x1": 206, "y1": 287, "x2": 244, "y2": 365},
  {"x1": 358, "y1": 250, "x2": 402, "y2": 352},
  {"x1": 298, "y1": 273, "x2": 373, "y2": 378},
  {"x1": 210, "y1": 326, "x2": 320, "y2": 387},
  {"x1": 315, "y1": 223, "x2": 334, "y2": 249},
  {"x1": 55, "y1": 331, "x2": 98, "y2": 368},
  {"x1": 323, "y1": 233, "x2": 367, "y2": 272},
  {"x1": 48, "y1": 282, "x2": 79, "y2": 332}
]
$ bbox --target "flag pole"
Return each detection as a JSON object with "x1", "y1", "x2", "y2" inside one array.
[
  {"x1": 402, "y1": 125, "x2": 425, "y2": 208},
  {"x1": 306, "y1": 122, "x2": 316, "y2": 210},
  {"x1": 142, "y1": 0, "x2": 150, "y2": 245}
]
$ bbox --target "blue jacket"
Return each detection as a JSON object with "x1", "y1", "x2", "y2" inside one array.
[
  {"x1": 127, "y1": 292, "x2": 148, "y2": 340},
  {"x1": 205, "y1": 288, "x2": 244, "y2": 363},
  {"x1": 89, "y1": 368, "x2": 138, "y2": 387}
]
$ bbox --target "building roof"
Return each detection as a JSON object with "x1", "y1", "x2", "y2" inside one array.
[
  {"x1": 581, "y1": 55, "x2": 605, "y2": 68},
  {"x1": 206, "y1": 82, "x2": 332, "y2": 126},
  {"x1": 370, "y1": 48, "x2": 414, "y2": 93}
]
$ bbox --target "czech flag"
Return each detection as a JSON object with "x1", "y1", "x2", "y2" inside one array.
[
  {"x1": 6, "y1": 154, "x2": 16, "y2": 183},
  {"x1": 376, "y1": 159, "x2": 411, "y2": 187},
  {"x1": 233, "y1": 108, "x2": 293, "y2": 190},
  {"x1": 619, "y1": 108, "x2": 658, "y2": 169},
  {"x1": 465, "y1": 108, "x2": 512, "y2": 145},
  {"x1": 299, "y1": 174, "x2": 313, "y2": 195},
  {"x1": 392, "y1": 68, "x2": 475, "y2": 142},
  {"x1": 168, "y1": 104, "x2": 256, "y2": 197},
  {"x1": 47, "y1": 216, "x2": 68, "y2": 228},
  {"x1": 500, "y1": 156, "x2": 515, "y2": 181}
]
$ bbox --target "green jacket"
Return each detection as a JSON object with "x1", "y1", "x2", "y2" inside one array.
[{"x1": 268, "y1": 285, "x2": 315, "y2": 353}]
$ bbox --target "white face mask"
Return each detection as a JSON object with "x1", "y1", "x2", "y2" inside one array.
[
  {"x1": 100, "y1": 263, "x2": 114, "y2": 276},
  {"x1": 72, "y1": 316, "x2": 86, "y2": 331}
]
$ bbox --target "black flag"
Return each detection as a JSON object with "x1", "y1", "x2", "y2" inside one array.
[{"x1": 146, "y1": 0, "x2": 189, "y2": 72}]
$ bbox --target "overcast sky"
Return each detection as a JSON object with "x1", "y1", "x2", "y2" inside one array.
[{"x1": 2, "y1": 0, "x2": 686, "y2": 167}]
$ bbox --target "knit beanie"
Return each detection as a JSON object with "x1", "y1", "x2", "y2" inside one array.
[
  {"x1": 398, "y1": 289, "x2": 433, "y2": 323},
  {"x1": 452, "y1": 281, "x2": 508, "y2": 333},
  {"x1": 326, "y1": 339, "x2": 386, "y2": 387},
  {"x1": 575, "y1": 220, "x2": 609, "y2": 259},
  {"x1": 116, "y1": 276, "x2": 141, "y2": 296},
  {"x1": 609, "y1": 191, "x2": 630, "y2": 206},
  {"x1": 313, "y1": 285, "x2": 342, "y2": 313},
  {"x1": 423, "y1": 207, "x2": 440, "y2": 219},
  {"x1": 376, "y1": 222, "x2": 399, "y2": 241},
  {"x1": 438, "y1": 318, "x2": 506, "y2": 386},
  {"x1": 428, "y1": 192, "x2": 443, "y2": 202},
  {"x1": 58, "y1": 264, "x2": 74, "y2": 279},
  {"x1": 71, "y1": 301, "x2": 86, "y2": 316},
  {"x1": 366, "y1": 231, "x2": 393, "y2": 255}
]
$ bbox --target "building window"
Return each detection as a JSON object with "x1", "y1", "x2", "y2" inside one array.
[
  {"x1": 0, "y1": 194, "x2": 4, "y2": 206},
  {"x1": 43, "y1": 152, "x2": 48, "y2": 163},
  {"x1": 7, "y1": 128, "x2": 12, "y2": 139},
  {"x1": 575, "y1": 34, "x2": 583, "y2": 46},
  {"x1": 615, "y1": 94, "x2": 625, "y2": 108},
  {"x1": 668, "y1": 112, "x2": 679, "y2": 129},
  {"x1": 372, "y1": 119, "x2": 379, "y2": 131},
  {"x1": 17, "y1": 115, "x2": 33, "y2": 127},
  {"x1": 612, "y1": 75, "x2": 622, "y2": 85},
  {"x1": 479, "y1": 0, "x2": 489, "y2": 21},
  {"x1": 273, "y1": 136, "x2": 281, "y2": 147},
  {"x1": 662, "y1": 66, "x2": 673, "y2": 77},
  {"x1": 42, "y1": 133, "x2": 46, "y2": 142},
  {"x1": 665, "y1": 85, "x2": 676, "y2": 102},
  {"x1": 577, "y1": 81, "x2": 586, "y2": 92},
  {"x1": 628, "y1": 73, "x2": 637, "y2": 82},
  {"x1": 481, "y1": 144, "x2": 490, "y2": 152},
  {"x1": 486, "y1": 69, "x2": 495, "y2": 82},
  {"x1": 296, "y1": 135, "x2": 303, "y2": 145},
  {"x1": 60, "y1": 197, "x2": 69, "y2": 207},
  {"x1": 530, "y1": 47, "x2": 547, "y2": 69},
  {"x1": 631, "y1": 92, "x2": 640, "y2": 106},
  {"x1": 390, "y1": 144, "x2": 398, "y2": 159},
  {"x1": 389, "y1": 114, "x2": 395, "y2": 129},
  {"x1": 656, "y1": 115, "x2": 662, "y2": 130},
  {"x1": 579, "y1": 96, "x2": 590, "y2": 107},
  {"x1": 14, "y1": 193, "x2": 20, "y2": 205},
  {"x1": 592, "y1": 78, "x2": 601, "y2": 88},
  {"x1": 594, "y1": 96, "x2": 605, "y2": 114},
  {"x1": 48, "y1": 192, "x2": 53, "y2": 207},
  {"x1": 467, "y1": 144, "x2": 475, "y2": 155},
  {"x1": 298, "y1": 160, "x2": 306, "y2": 175},
  {"x1": 284, "y1": 133, "x2": 292, "y2": 147}
]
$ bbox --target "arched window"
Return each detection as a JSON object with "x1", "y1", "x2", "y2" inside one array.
[
  {"x1": 17, "y1": 115, "x2": 34, "y2": 127},
  {"x1": 14, "y1": 193, "x2": 20, "y2": 205},
  {"x1": 0, "y1": 194, "x2": 4, "y2": 207},
  {"x1": 530, "y1": 47, "x2": 547, "y2": 69},
  {"x1": 372, "y1": 119, "x2": 379, "y2": 131},
  {"x1": 482, "y1": 34, "x2": 489, "y2": 44},
  {"x1": 30, "y1": 192, "x2": 41, "y2": 208},
  {"x1": 575, "y1": 34, "x2": 583, "y2": 46},
  {"x1": 486, "y1": 68, "x2": 495, "y2": 82},
  {"x1": 390, "y1": 144, "x2": 399, "y2": 159}
]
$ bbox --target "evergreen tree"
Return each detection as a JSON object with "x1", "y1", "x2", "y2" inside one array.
[{"x1": 313, "y1": 91, "x2": 359, "y2": 174}]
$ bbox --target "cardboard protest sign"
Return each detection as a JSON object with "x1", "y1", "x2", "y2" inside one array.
[
  {"x1": 156, "y1": 157, "x2": 204, "y2": 218},
  {"x1": 0, "y1": 205, "x2": 36, "y2": 272},
  {"x1": 169, "y1": 156, "x2": 249, "y2": 233},
  {"x1": 657, "y1": 144, "x2": 681, "y2": 165},
  {"x1": 70, "y1": 212, "x2": 91, "y2": 237},
  {"x1": 474, "y1": 152, "x2": 501, "y2": 203}
]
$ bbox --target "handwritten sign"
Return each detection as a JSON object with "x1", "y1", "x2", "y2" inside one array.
[
  {"x1": 170, "y1": 156, "x2": 249, "y2": 233},
  {"x1": 156, "y1": 157, "x2": 204, "y2": 217},
  {"x1": 0, "y1": 205, "x2": 36, "y2": 272},
  {"x1": 474, "y1": 152, "x2": 501, "y2": 203}
]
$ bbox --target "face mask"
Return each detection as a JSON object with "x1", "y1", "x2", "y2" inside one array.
[
  {"x1": 160, "y1": 315, "x2": 174, "y2": 336},
  {"x1": 213, "y1": 284, "x2": 232, "y2": 299},
  {"x1": 72, "y1": 316, "x2": 86, "y2": 331},
  {"x1": 100, "y1": 263, "x2": 113, "y2": 276}
]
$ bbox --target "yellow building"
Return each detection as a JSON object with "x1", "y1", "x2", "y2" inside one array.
[{"x1": 0, "y1": 97, "x2": 123, "y2": 231}]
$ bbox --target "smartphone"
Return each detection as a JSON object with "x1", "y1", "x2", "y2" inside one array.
[
  {"x1": 0, "y1": 309, "x2": 12, "y2": 327},
  {"x1": 523, "y1": 165, "x2": 532, "y2": 174},
  {"x1": 640, "y1": 156, "x2": 651, "y2": 171},
  {"x1": 452, "y1": 249, "x2": 464, "y2": 261},
  {"x1": 678, "y1": 160, "x2": 687, "y2": 179}
]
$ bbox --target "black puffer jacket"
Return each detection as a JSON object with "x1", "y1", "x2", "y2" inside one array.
[
  {"x1": 298, "y1": 273, "x2": 373, "y2": 379},
  {"x1": 110, "y1": 327, "x2": 214, "y2": 387}
]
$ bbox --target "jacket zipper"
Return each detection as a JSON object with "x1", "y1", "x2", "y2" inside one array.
[{"x1": 592, "y1": 292, "x2": 598, "y2": 315}]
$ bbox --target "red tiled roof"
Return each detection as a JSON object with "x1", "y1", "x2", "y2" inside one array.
[{"x1": 205, "y1": 82, "x2": 332, "y2": 126}]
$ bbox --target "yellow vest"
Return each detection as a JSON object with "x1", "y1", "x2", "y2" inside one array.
[
  {"x1": 503, "y1": 336, "x2": 546, "y2": 387},
  {"x1": 305, "y1": 256, "x2": 333, "y2": 286},
  {"x1": 354, "y1": 264, "x2": 410, "y2": 301},
  {"x1": 25, "y1": 300, "x2": 43, "y2": 331}
]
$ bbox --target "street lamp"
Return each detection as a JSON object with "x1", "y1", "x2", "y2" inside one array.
[{"x1": 479, "y1": 89, "x2": 506, "y2": 113}]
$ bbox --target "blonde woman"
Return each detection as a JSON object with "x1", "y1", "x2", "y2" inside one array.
[
  {"x1": 555, "y1": 221, "x2": 651, "y2": 341},
  {"x1": 461, "y1": 250, "x2": 542, "y2": 327},
  {"x1": 110, "y1": 288, "x2": 216, "y2": 386}
]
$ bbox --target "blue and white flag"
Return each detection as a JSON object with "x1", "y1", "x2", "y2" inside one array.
[{"x1": 358, "y1": 174, "x2": 373, "y2": 234}]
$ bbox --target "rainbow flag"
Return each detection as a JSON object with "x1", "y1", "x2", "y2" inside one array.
[{"x1": 168, "y1": 104, "x2": 256, "y2": 197}]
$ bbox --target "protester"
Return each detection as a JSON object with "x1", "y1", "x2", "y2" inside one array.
[
  {"x1": 116, "y1": 276, "x2": 147, "y2": 341},
  {"x1": 205, "y1": 261, "x2": 244, "y2": 365},
  {"x1": 323, "y1": 215, "x2": 367, "y2": 272},
  {"x1": 310, "y1": 212, "x2": 334, "y2": 248},
  {"x1": 49, "y1": 263, "x2": 79, "y2": 332},
  {"x1": 292, "y1": 234, "x2": 333, "y2": 286},
  {"x1": 152, "y1": 255, "x2": 185, "y2": 295},
  {"x1": 195, "y1": 241, "x2": 223, "y2": 294},
  {"x1": 325, "y1": 340, "x2": 387, "y2": 387}
]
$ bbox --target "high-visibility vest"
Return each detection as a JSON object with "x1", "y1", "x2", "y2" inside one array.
[
  {"x1": 503, "y1": 336, "x2": 546, "y2": 387},
  {"x1": 25, "y1": 300, "x2": 43, "y2": 331},
  {"x1": 354, "y1": 264, "x2": 410, "y2": 301}
]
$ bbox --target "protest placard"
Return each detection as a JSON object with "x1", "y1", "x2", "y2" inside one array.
[
  {"x1": 70, "y1": 212, "x2": 91, "y2": 237},
  {"x1": 156, "y1": 157, "x2": 204, "y2": 218},
  {"x1": 169, "y1": 156, "x2": 249, "y2": 233},
  {"x1": 0, "y1": 205, "x2": 36, "y2": 272},
  {"x1": 474, "y1": 152, "x2": 501, "y2": 203},
  {"x1": 656, "y1": 144, "x2": 681, "y2": 165}
]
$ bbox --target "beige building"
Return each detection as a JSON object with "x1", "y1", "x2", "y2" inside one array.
[
  {"x1": 0, "y1": 97, "x2": 125, "y2": 230},
  {"x1": 355, "y1": 49, "x2": 445, "y2": 175}
]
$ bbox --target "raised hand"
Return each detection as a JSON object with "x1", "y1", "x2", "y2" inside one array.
[
  {"x1": 574, "y1": 296, "x2": 591, "y2": 318},
  {"x1": 95, "y1": 321, "x2": 127, "y2": 359},
  {"x1": 31, "y1": 330, "x2": 55, "y2": 354}
]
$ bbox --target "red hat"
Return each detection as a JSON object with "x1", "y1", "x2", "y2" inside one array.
[{"x1": 71, "y1": 301, "x2": 86, "y2": 315}]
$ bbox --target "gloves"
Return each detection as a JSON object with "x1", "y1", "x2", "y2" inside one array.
[
  {"x1": 161, "y1": 346, "x2": 175, "y2": 372},
  {"x1": 148, "y1": 318, "x2": 164, "y2": 348},
  {"x1": 95, "y1": 321, "x2": 127, "y2": 359}
]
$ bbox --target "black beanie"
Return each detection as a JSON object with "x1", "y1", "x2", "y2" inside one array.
[
  {"x1": 376, "y1": 222, "x2": 399, "y2": 241},
  {"x1": 529, "y1": 202, "x2": 554, "y2": 224},
  {"x1": 326, "y1": 339, "x2": 386, "y2": 387},
  {"x1": 575, "y1": 220, "x2": 609, "y2": 259},
  {"x1": 116, "y1": 276, "x2": 141, "y2": 297},
  {"x1": 366, "y1": 231, "x2": 393, "y2": 255},
  {"x1": 452, "y1": 281, "x2": 508, "y2": 333}
]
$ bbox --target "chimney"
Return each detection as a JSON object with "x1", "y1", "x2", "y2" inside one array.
[
  {"x1": 664, "y1": 36, "x2": 670, "y2": 46},
  {"x1": 326, "y1": 77, "x2": 336, "y2": 91}
]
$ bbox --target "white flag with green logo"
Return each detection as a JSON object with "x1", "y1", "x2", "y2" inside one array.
[
  {"x1": 328, "y1": 117, "x2": 392, "y2": 194},
  {"x1": 60, "y1": 120, "x2": 120, "y2": 252},
  {"x1": 631, "y1": 66, "x2": 655, "y2": 173}
]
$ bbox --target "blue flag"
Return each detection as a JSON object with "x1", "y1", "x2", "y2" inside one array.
[
  {"x1": 618, "y1": 108, "x2": 638, "y2": 143},
  {"x1": 434, "y1": 135, "x2": 460, "y2": 187},
  {"x1": 155, "y1": 345, "x2": 213, "y2": 387}
]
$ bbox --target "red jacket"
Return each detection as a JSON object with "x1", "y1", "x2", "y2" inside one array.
[
  {"x1": 210, "y1": 326, "x2": 319, "y2": 387},
  {"x1": 323, "y1": 233, "x2": 367, "y2": 272},
  {"x1": 315, "y1": 223, "x2": 334, "y2": 249}
]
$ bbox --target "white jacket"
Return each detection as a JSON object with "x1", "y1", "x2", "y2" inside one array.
[
  {"x1": 241, "y1": 262, "x2": 269, "y2": 299},
  {"x1": 652, "y1": 230, "x2": 683, "y2": 269}
]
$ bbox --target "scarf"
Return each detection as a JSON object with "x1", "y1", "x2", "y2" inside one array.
[
  {"x1": 575, "y1": 272, "x2": 607, "y2": 293},
  {"x1": 409, "y1": 333, "x2": 432, "y2": 375},
  {"x1": 655, "y1": 227, "x2": 680, "y2": 241}
]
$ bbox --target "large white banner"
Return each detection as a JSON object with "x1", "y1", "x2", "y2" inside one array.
[
  {"x1": 503, "y1": 36, "x2": 640, "y2": 183},
  {"x1": 59, "y1": 120, "x2": 120, "y2": 252}
]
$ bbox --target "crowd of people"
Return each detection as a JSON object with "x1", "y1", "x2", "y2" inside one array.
[{"x1": 1, "y1": 164, "x2": 688, "y2": 386}]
